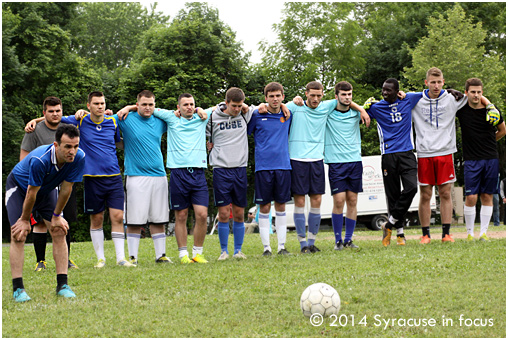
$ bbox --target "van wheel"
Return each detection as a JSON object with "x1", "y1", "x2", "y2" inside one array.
[{"x1": 370, "y1": 214, "x2": 388, "y2": 231}]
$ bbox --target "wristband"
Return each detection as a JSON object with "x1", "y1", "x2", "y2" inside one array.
[{"x1": 53, "y1": 212, "x2": 63, "y2": 217}]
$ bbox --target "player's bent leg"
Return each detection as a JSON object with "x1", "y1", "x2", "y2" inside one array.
[
  {"x1": 47, "y1": 220, "x2": 75, "y2": 298},
  {"x1": 32, "y1": 222, "x2": 48, "y2": 269}
]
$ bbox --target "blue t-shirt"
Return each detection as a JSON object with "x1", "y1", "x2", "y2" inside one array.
[
  {"x1": 114, "y1": 112, "x2": 167, "y2": 176},
  {"x1": 325, "y1": 108, "x2": 362, "y2": 163},
  {"x1": 153, "y1": 109, "x2": 210, "y2": 169},
  {"x1": 247, "y1": 109, "x2": 292, "y2": 171},
  {"x1": 367, "y1": 92, "x2": 421, "y2": 154},
  {"x1": 61, "y1": 114, "x2": 121, "y2": 176},
  {"x1": 286, "y1": 99, "x2": 338, "y2": 159},
  {"x1": 11, "y1": 144, "x2": 85, "y2": 196}
]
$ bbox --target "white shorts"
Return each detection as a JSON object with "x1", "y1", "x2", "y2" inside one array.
[{"x1": 125, "y1": 176, "x2": 169, "y2": 225}]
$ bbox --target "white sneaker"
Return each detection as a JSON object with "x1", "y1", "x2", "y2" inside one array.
[
  {"x1": 217, "y1": 251, "x2": 229, "y2": 261},
  {"x1": 94, "y1": 259, "x2": 105, "y2": 268},
  {"x1": 117, "y1": 259, "x2": 136, "y2": 267},
  {"x1": 233, "y1": 251, "x2": 247, "y2": 259}
]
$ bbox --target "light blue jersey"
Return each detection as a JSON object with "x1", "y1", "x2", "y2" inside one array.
[
  {"x1": 325, "y1": 108, "x2": 362, "y2": 163},
  {"x1": 113, "y1": 112, "x2": 167, "y2": 176},
  {"x1": 153, "y1": 109, "x2": 210, "y2": 169},
  {"x1": 286, "y1": 99, "x2": 337, "y2": 159}
]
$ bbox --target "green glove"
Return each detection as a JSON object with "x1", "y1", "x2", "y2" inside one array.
[
  {"x1": 363, "y1": 97, "x2": 379, "y2": 110},
  {"x1": 486, "y1": 103, "x2": 500, "y2": 126}
]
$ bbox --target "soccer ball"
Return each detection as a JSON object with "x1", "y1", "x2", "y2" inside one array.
[{"x1": 300, "y1": 283, "x2": 340, "y2": 318}]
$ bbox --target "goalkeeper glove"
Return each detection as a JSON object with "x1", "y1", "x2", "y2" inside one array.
[
  {"x1": 363, "y1": 97, "x2": 379, "y2": 110},
  {"x1": 486, "y1": 103, "x2": 500, "y2": 126}
]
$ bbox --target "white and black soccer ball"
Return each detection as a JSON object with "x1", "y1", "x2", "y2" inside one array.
[{"x1": 300, "y1": 283, "x2": 340, "y2": 318}]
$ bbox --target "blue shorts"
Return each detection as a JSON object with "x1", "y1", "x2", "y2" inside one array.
[
  {"x1": 254, "y1": 170, "x2": 291, "y2": 205},
  {"x1": 464, "y1": 159, "x2": 499, "y2": 196},
  {"x1": 290, "y1": 160, "x2": 325, "y2": 195},
  {"x1": 213, "y1": 167, "x2": 248, "y2": 207},
  {"x1": 169, "y1": 168, "x2": 209, "y2": 210},
  {"x1": 328, "y1": 161, "x2": 363, "y2": 195},
  {"x1": 83, "y1": 175, "x2": 124, "y2": 214},
  {"x1": 5, "y1": 173, "x2": 57, "y2": 226}
]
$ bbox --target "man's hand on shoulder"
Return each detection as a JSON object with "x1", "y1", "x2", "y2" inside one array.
[
  {"x1": 281, "y1": 103, "x2": 291, "y2": 119},
  {"x1": 446, "y1": 89, "x2": 464, "y2": 101},
  {"x1": 74, "y1": 109, "x2": 89, "y2": 121},
  {"x1": 117, "y1": 105, "x2": 136, "y2": 120},
  {"x1": 258, "y1": 104, "x2": 268, "y2": 114},
  {"x1": 363, "y1": 97, "x2": 379, "y2": 110},
  {"x1": 293, "y1": 96, "x2": 304, "y2": 106},
  {"x1": 196, "y1": 107, "x2": 207, "y2": 120},
  {"x1": 24, "y1": 119, "x2": 38, "y2": 133}
]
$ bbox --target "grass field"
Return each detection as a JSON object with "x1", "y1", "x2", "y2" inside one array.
[{"x1": 2, "y1": 225, "x2": 506, "y2": 338}]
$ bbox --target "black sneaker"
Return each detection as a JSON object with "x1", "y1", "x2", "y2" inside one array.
[
  {"x1": 309, "y1": 245, "x2": 321, "y2": 253},
  {"x1": 344, "y1": 240, "x2": 359, "y2": 249},
  {"x1": 300, "y1": 246, "x2": 311, "y2": 254},
  {"x1": 262, "y1": 250, "x2": 272, "y2": 256},
  {"x1": 334, "y1": 240, "x2": 344, "y2": 251},
  {"x1": 277, "y1": 248, "x2": 290, "y2": 255}
]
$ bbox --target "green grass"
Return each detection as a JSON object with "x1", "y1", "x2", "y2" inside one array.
[{"x1": 3, "y1": 226, "x2": 506, "y2": 338}]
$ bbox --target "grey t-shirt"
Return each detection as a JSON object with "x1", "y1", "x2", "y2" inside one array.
[{"x1": 21, "y1": 121, "x2": 58, "y2": 152}]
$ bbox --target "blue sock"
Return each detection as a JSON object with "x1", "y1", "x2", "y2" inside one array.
[
  {"x1": 218, "y1": 222, "x2": 230, "y2": 253},
  {"x1": 294, "y1": 212, "x2": 307, "y2": 249},
  {"x1": 233, "y1": 221, "x2": 245, "y2": 254},
  {"x1": 307, "y1": 212, "x2": 321, "y2": 246},
  {"x1": 332, "y1": 213, "x2": 343, "y2": 243},
  {"x1": 344, "y1": 217, "x2": 356, "y2": 243}
]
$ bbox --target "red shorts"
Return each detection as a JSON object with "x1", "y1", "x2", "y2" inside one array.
[{"x1": 417, "y1": 154, "x2": 456, "y2": 186}]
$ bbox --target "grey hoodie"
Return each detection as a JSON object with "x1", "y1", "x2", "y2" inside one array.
[
  {"x1": 206, "y1": 102, "x2": 255, "y2": 168},
  {"x1": 412, "y1": 90, "x2": 467, "y2": 158}
]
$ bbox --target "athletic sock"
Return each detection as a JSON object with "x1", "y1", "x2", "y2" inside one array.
[
  {"x1": 294, "y1": 206, "x2": 307, "y2": 249},
  {"x1": 233, "y1": 221, "x2": 245, "y2": 254},
  {"x1": 178, "y1": 247, "x2": 188, "y2": 258},
  {"x1": 12, "y1": 277, "x2": 24, "y2": 292},
  {"x1": 396, "y1": 227, "x2": 404, "y2": 237},
  {"x1": 218, "y1": 221, "x2": 230, "y2": 253},
  {"x1": 127, "y1": 232, "x2": 141, "y2": 259},
  {"x1": 32, "y1": 232, "x2": 47, "y2": 262},
  {"x1": 344, "y1": 217, "x2": 356, "y2": 243},
  {"x1": 422, "y1": 226, "x2": 430, "y2": 237},
  {"x1": 56, "y1": 274, "x2": 68, "y2": 291},
  {"x1": 480, "y1": 205, "x2": 493, "y2": 236},
  {"x1": 275, "y1": 211, "x2": 287, "y2": 251},
  {"x1": 90, "y1": 228, "x2": 105, "y2": 261},
  {"x1": 442, "y1": 224, "x2": 450, "y2": 238},
  {"x1": 111, "y1": 231, "x2": 126, "y2": 262},
  {"x1": 151, "y1": 233, "x2": 166, "y2": 259},
  {"x1": 259, "y1": 212, "x2": 271, "y2": 250},
  {"x1": 192, "y1": 246, "x2": 203, "y2": 258},
  {"x1": 464, "y1": 204, "x2": 476, "y2": 236},
  {"x1": 332, "y1": 213, "x2": 344, "y2": 243},
  {"x1": 307, "y1": 208, "x2": 321, "y2": 247}
]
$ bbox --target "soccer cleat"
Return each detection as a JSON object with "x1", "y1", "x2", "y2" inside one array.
[
  {"x1": 309, "y1": 245, "x2": 321, "y2": 253},
  {"x1": 419, "y1": 235, "x2": 431, "y2": 244},
  {"x1": 233, "y1": 251, "x2": 247, "y2": 259},
  {"x1": 334, "y1": 240, "x2": 344, "y2": 251},
  {"x1": 180, "y1": 255, "x2": 193, "y2": 264},
  {"x1": 217, "y1": 251, "x2": 229, "y2": 261},
  {"x1": 396, "y1": 236, "x2": 406, "y2": 246},
  {"x1": 442, "y1": 234, "x2": 455, "y2": 243},
  {"x1": 13, "y1": 288, "x2": 31, "y2": 303},
  {"x1": 262, "y1": 250, "x2": 272, "y2": 256},
  {"x1": 344, "y1": 240, "x2": 359, "y2": 249},
  {"x1": 56, "y1": 284, "x2": 76, "y2": 298},
  {"x1": 94, "y1": 259, "x2": 105, "y2": 268},
  {"x1": 466, "y1": 234, "x2": 474, "y2": 242},
  {"x1": 34, "y1": 260, "x2": 47, "y2": 272},
  {"x1": 129, "y1": 256, "x2": 138, "y2": 265},
  {"x1": 192, "y1": 254, "x2": 208, "y2": 263},
  {"x1": 68, "y1": 259, "x2": 79, "y2": 269},
  {"x1": 479, "y1": 233, "x2": 489, "y2": 241},
  {"x1": 155, "y1": 254, "x2": 172, "y2": 263},
  {"x1": 277, "y1": 248, "x2": 290, "y2": 255},
  {"x1": 300, "y1": 246, "x2": 311, "y2": 254},
  {"x1": 117, "y1": 259, "x2": 136, "y2": 267},
  {"x1": 382, "y1": 223, "x2": 392, "y2": 247}
]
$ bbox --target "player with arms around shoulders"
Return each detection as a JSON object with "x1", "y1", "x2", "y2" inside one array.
[
  {"x1": 6, "y1": 124, "x2": 85, "y2": 302},
  {"x1": 456, "y1": 78, "x2": 505, "y2": 241}
]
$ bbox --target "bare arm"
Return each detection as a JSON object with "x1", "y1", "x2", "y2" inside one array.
[
  {"x1": 20, "y1": 149, "x2": 30, "y2": 161},
  {"x1": 11, "y1": 185, "x2": 40, "y2": 242},
  {"x1": 49, "y1": 181, "x2": 75, "y2": 236},
  {"x1": 117, "y1": 105, "x2": 137, "y2": 120},
  {"x1": 496, "y1": 122, "x2": 506, "y2": 141},
  {"x1": 350, "y1": 102, "x2": 370, "y2": 127},
  {"x1": 25, "y1": 117, "x2": 45, "y2": 133},
  {"x1": 115, "y1": 140, "x2": 124, "y2": 150}
]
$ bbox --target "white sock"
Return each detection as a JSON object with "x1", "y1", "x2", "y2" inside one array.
[
  {"x1": 389, "y1": 215, "x2": 398, "y2": 225},
  {"x1": 111, "y1": 232, "x2": 126, "y2": 262},
  {"x1": 127, "y1": 233, "x2": 141, "y2": 259},
  {"x1": 152, "y1": 233, "x2": 166, "y2": 259},
  {"x1": 259, "y1": 212, "x2": 271, "y2": 251},
  {"x1": 90, "y1": 228, "x2": 105, "y2": 261},
  {"x1": 192, "y1": 246, "x2": 203, "y2": 258},
  {"x1": 178, "y1": 247, "x2": 188, "y2": 258},
  {"x1": 276, "y1": 211, "x2": 287, "y2": 251},
  {"x1": 480, "y1": 205, "x2": 493, "y2": 236},
  {"x1": 464, "y1": 204, "x2": 476, "y2": 236},
  {"x1": 397, "y1": 228, "x2": 404, "y2": 235}
]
